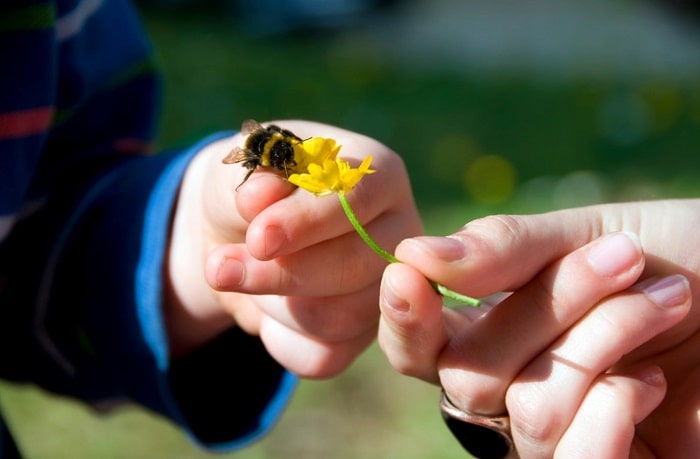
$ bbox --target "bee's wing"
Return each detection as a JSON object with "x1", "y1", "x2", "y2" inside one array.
[
  {"x1": 221, "y1": 146, "x2": 247, "y2": 164},
  {"x1": 241, "y1": 119, "x2": 263, "y2": 135}
]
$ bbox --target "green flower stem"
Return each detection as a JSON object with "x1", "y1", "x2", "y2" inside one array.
[
  {"x1": 338, "y1": 194, "x2": 480, "y2": 308},
  {"x1": 339, "y1": 193, "x2": 399, "y2": 264},
  {"x1": 434, "y1": 282, "x2": 481, "y2": 307}
]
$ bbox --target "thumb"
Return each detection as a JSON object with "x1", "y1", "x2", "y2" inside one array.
[{"x1": 394, "y1": 206, "x2": 610, "y2": 298}]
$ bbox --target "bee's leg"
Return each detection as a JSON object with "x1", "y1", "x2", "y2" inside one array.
[
  {"x1": 285, "y1": 159, "x2": 298, "y2": 178},
  {"x1": 235, "y1": 167, "x2": 257, "y2": 191}
]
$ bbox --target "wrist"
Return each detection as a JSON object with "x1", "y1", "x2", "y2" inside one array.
[{"x1": 165, "y1": 137, "x2": 238, "y2": 357}]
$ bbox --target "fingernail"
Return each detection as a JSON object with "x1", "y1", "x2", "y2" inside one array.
[
  {"x1": 216, "y1": 257, "x2": 245, "y2": 288},
  {"x1": 587, "y1": 231, "x2": 642, "y2": 276},
  {"x1": 264, "y1": 225, "x2": 287, "y2": 258},
  {"x1": 407, "y1": 236, "x2": 466, "y2": 262},
  {"x1": 381, "y1": 277, "x2": 410, "y2": 312},
  {"x1": 636, "y1": 365, "x2": 665, "y2": 388},
  {"x1": 637, "y1": 274, "x2": 690, "y2": 309}
]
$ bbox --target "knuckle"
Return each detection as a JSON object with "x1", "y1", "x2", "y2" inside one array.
[
  {"x1": 466, "y1": 214, "x2": 529, "y2": 246},
  {"x1": 381, "y1": 349, "x2": 422, "y2": 378},
  {"x1": 506, "y1": 383, "x2": 560, "y2": 445}
]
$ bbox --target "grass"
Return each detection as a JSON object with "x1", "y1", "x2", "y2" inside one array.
[
  {"x1": 2, "y1": 3, "x2": 700, "y2": 458},
  {"x1": 0, "y1": 343, "x2": 472, "y2": 459}
]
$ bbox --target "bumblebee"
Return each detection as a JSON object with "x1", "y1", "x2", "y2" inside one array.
[{"x1": 222, "y1": 119, "x2": 303, "y2": 189}]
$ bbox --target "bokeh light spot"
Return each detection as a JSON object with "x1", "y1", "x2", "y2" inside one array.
[
  {"x1": 464, "y1": 154, "x2": 516, "y2": 204},
  {"x1": 639, "y1": 83, "x2": 682, "y2": 133},
  {"x1": 552, "y1": 170, "x2": 607, "y2": 208},
  {"x1": 429, "y1": 134, "x2": 480, "y2": 184}
]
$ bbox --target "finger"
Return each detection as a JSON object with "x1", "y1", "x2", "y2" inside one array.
[
  {"x1": 204, "y1": 134, "x2": 299, "y2": 232},
  {"x1": 205, "y1": 210, "x2": 410, "y2": 296},
  {"x1": 245, "y1": 168, "x2": 414, "y2": 261},
  {"x1": 205, "y1": 237, "x2": 380, "y2": 297},
  {"x1": 378, "y1": 263, "x2": 456, "y2": 383},
  {"x1": 235, "y1": 172, "x2": 297, "y2": 222},
  {"x1": 259, "y1": 314, "x2": 377, "y2": 379},
  {"x1": 506, "y1": 275, "x2": 690, "y2": 456},
  {"x1": 551, "y1": 366, "x2": 666, "y2": 459},
  {"x1": 636, "y1": 365, "x2": 700, "y2": 458},
  {"x1": 393, "y1": 210, "x2": 599, "y2": 298},
  {"x1": 438, "y1": 232, "x2": 647, "y2": 415},
  {"x1": 400, "y1": 200, "x2": 700, "y2": 298},
  {"x1": 251, "y1": 281, "x2": 382, "y2": 343}
]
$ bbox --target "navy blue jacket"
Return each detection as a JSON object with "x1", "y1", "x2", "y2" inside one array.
[{"x1": 0, "y1": 1, "x2": 296, "y2": 455}]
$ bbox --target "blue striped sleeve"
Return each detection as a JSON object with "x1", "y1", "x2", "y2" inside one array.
[{"x1": 1, "y1": 132, "x2": 297, "y2": 450}]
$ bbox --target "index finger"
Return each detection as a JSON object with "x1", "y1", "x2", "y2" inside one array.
[{"x1": 394, "y1": 206, "x2": 610, "y2": 298}]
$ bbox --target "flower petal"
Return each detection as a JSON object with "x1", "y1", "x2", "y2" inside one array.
[
  {"x1": 288, "y1": 141, "x2": 376, "y2": 196},
  {"x1": 295, "y1": 137, "x2": 342, "y2": 172}
]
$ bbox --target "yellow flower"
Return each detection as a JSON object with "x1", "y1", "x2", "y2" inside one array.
[
  {"x1": 290, "y1": 136, "x2": 375, "y2": 196},
  {"x1": 289, "y1": 156, "x2": 375, "y2": 196},
  {"x1": 293, "y1": 137, "x2": 342, "y2": 172}
]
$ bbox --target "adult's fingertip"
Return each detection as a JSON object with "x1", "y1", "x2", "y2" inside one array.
[
  {"x1": 625, "y1": 365, "x2": 667, "y2": 424},
  {"x1": 635, "y1": 274, "x2": 691, "y2": 310},
  {"x1": 380, "y1": 264, "x2": 412, "y2": 314}
]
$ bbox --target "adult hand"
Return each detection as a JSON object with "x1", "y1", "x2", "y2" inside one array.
[{"x1": 379, "y1": 200, "x2": 700, "y2": 458}]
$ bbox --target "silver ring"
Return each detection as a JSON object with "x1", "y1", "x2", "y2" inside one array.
[{"x1": 439, "y1": 390, "x2": 518, "y2": 459}]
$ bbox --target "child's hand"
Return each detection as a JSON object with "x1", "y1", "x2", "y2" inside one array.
[{"x1": 167, "y1": 120, "x2": 422, "y2": 378}]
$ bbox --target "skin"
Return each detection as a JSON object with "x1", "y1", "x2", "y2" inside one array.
[
  {"x1": 378, "y1": 199, "x2": 700, "y2": 458},
  {"x1": 163, "y1": 120, "x2": 423, "y2": 378}
]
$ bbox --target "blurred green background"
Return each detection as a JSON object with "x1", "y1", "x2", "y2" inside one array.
[{"x1": 2, "y1": 0, "x2": 700, "y2": 457}]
